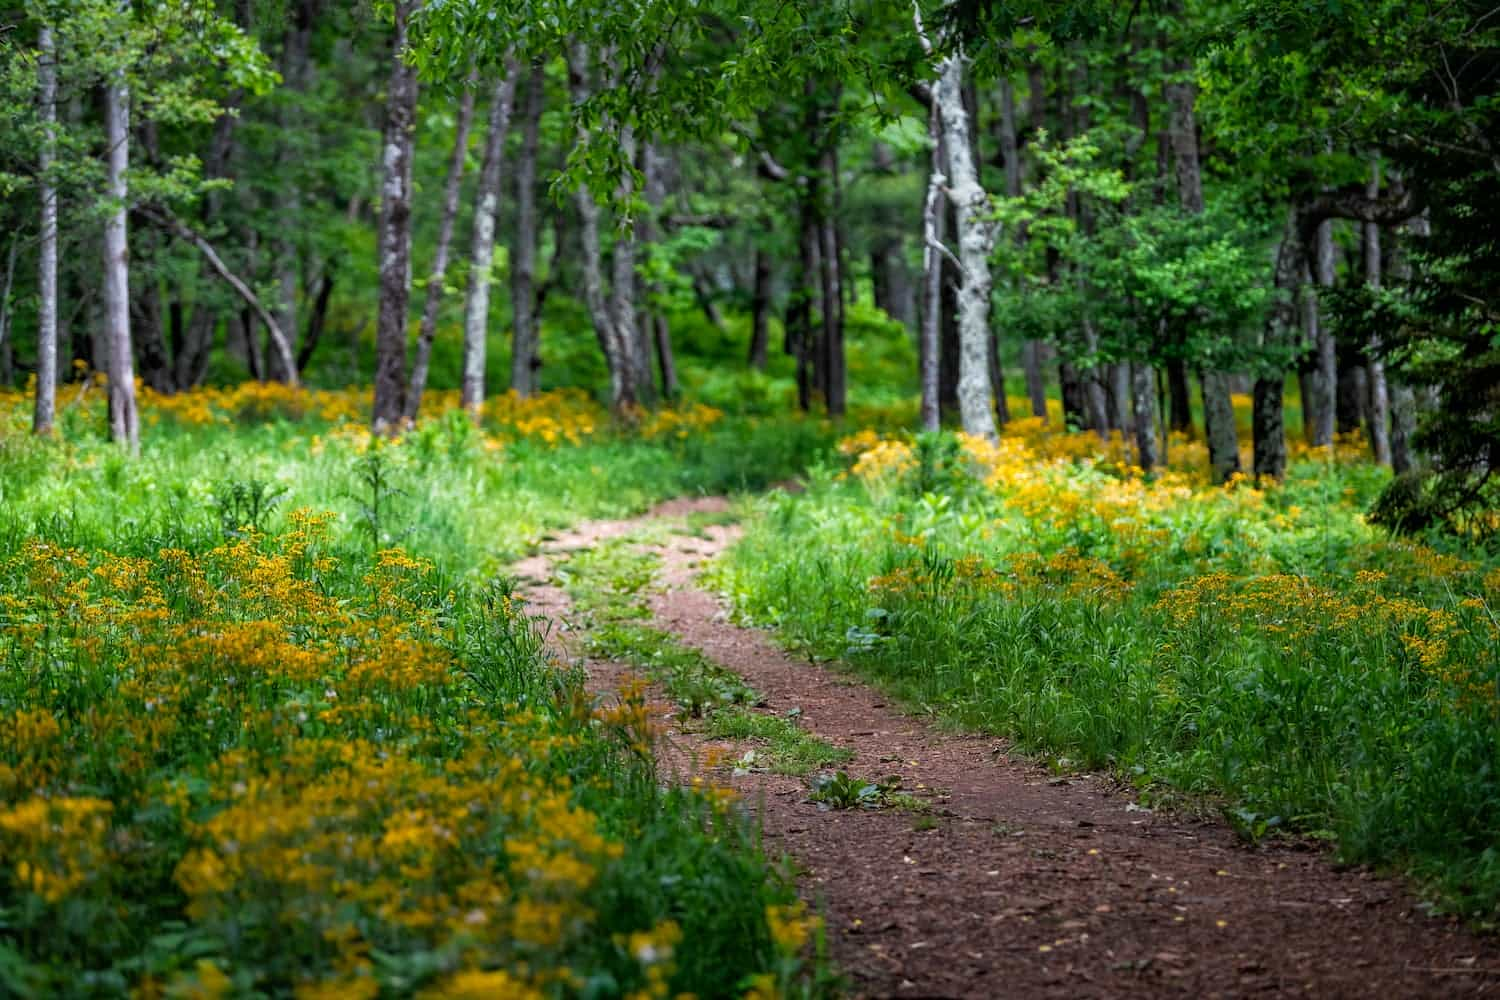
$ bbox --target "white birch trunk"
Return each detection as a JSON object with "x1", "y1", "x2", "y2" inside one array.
[
  {"x1": 34, "y1": 26, "x2": 58, "y2": 436},
  {"x1": 459, "y1": 65, "x2": 518, "y2": 413},
  {"x1": 104, "y1": 50, "x2": 138, "y2": 451},
  {"x1": 935, "y1": 51, "x2": 998, "y2": 440}
]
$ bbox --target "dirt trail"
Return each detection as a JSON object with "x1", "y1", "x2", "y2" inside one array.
[{"x1": 514, "y1": 498, "x2": 1500, "y2": 999}]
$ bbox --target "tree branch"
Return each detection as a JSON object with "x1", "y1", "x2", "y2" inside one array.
[{"x1": 140, "y1": 204, "x2": 300, "y2": 387}]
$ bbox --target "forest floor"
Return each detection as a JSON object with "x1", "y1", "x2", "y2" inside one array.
[{"x1": 512, "y1": 497, "x2": 1500, "y2": 999}]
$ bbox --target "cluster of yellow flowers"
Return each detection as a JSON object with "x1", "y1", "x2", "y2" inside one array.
[
  {"x1": 0, "y1": 377, "x2": 726, "y2": 454},
  {"x1": 0, "y1": 511, "x2": 793, "y2": 997}
]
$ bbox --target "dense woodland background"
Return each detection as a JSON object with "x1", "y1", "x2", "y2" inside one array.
[{"x1": 1, "y1": 0, "x2": 1497, "y2": 526}]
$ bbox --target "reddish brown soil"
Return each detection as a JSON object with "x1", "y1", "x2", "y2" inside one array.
[{"x1": 515, "y1": 499, "x2": 1500, "y2": 999}]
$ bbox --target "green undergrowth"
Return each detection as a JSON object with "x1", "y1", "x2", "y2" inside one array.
[
  {"x1": 0, "y1": 410, "x2": 849, "y2": 997},
  {"x1": 556, "y1": 536, "x2": 851, "y2": 778},
  {"x1": 717, "y1": 432, "x2": 1500, "y2": 924}
]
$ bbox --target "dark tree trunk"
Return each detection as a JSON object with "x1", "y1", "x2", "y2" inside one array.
[
  {"x1": 371, "y1": 0, "x2": 420, "y2": 433},
  {"x1": 653, "y1": 314, "x2": 678, "y2": 398},
  {"x1": 1021, "y1": 340, "x2": 1049, "y2": 420},
  {"x1": 510, "y1": 62, "x2": 545, "y2": 395},
  {"x1": 297, "y1": 269, "x2": 335, "y2": 372},
  {"x1": 1058, "y1": 361, "x2": 1087, "y2": 430},
  {"x1": 817, "y1": 144, "x2": 845, "y2": 417},
  {"x1": 1253, "y1": 212, "x2": 1305, "y2": 480},
  {"x1": 1166, "y1": 357, "x2": 1193, "y2": 432},
  {"x1": 792, "y1": 202, "x2": 820, "y2": 412},
  {"x1": 749, "y1": 249, "x2": 772, "y2": 370}
]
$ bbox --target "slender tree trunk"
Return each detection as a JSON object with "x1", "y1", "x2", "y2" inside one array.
[
  {"x1": 459, "y1": 65, "x2": 519, "y2": 413},
  {"x1": 1132, "y1": 360, "x2": 1161, "y2": 471},
  {"x1": 404, "y1": 79, "x2": 476, "y2": 420},
  {"x1": 748, "y1": 249, "x2": 772, "y2": 370},
  {"x1": 297, "y1": 269, "x2": 335, "y2": 372},
  {"x1": 509, "y1": 62, "x2": 545, "y2": 396},
  {"x1": 652, "y1": 314, "x2": 677, "y2": 398},
  {"x1": 817, "y1": 144, "x2": 845, "y2": 416},
  {"x1": 1165, "y1": 357, "x2": 1192, "y2": 431},
  {"x1": 34, "y1": 26, "x2": 58, "y2": 435},
  {"x1": 988, "y1": 330, "x2": 1011, "y2": 426},
  {"x1": 935, "y1": 50, "x2": 998, "y2": 440},
  {"x1": 919, "y1": 99, "x2": 944, "y2": 432},
  {"x1": 1166, "y1": 65, "x2": 1237, "y2": 480},
  {"x1": 1303, "y1": 218, "x2": 1338, "y2": 446},
  {"x1": 1253, "y1": 213, "x2": 1303, "y2": 480},
  {"x1": 371, "y1": 0, "x2": 420, "y2": 433},
  {"x1": 793, "y1": 198, "x2": 820, "y2": 412},
  {"x1": 270, "y1": 11, "x2": 314, "y2": 385},
  {"x1": 611, "y1": 127, "x2": 652, "y2": 404},
  {"x1": 1021, "y1": 341, "x2": 1048, "y2": 420},
  {"x1": 0, "y1": 237, "x2": 16, "y2": 387},
  {"x1": 104, "y1": 59, "x2": 139, "y2": 451},
  {"x1": 1364, "y1": 164, "x2": 1391, "y2": 464}
]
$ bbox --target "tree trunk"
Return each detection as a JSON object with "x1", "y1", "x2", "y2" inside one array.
[
  {"x1": 405, "y1": 78, "x2": 476, "y2": 420},
  {"x1": 509, "y1": 62, "x2": 545, "y2": 396},
  {"x1": 793, "y1": 198, "x2": 820, "y2": 412},
  {"x1": 1166, "y1": 64, "x2": 1238, "y2": 480},
  {"x1": 919, "y1": 99, "x2": 944, "y2": 432},
  {"x1": 1131, "y1": 361, "x2": 1161, "y2": 471},
  {"x1": 1364, "y1": 163, "x2": 1392, "y2": 465},
  {"x1": 104, "y1": 59, "x2": 139, "y2": 451},
  {"x1": 817, "y1": 144, "x2": 845, "y2": 416},
  {"x1": 1303, "y1": 218, "x2": 1338, "y2": 446},
  {"x1": 1021, "y1": 340, "x2": 1048, "y2": 420},
  {"x1": 1165, "y1": 357, "x2": 1192, "y2": 431},
  {"x1": 371, "y1": 0, "x2": 420, "y2": 433},
  {"x1": 0, "y1": 237, "x2": 16, "y2": 388},
  {"x1": 1253, "y1": 213, "x2": 1304, "y2": 480},
  {"x1": 653, "y1": 314, "x2": 677, "y2": 398},
  {"x1": 34, "y1": 25, "x2": 58, "y2": 435},
  {"x1": 748, "y1": 249, "x2": 772, "y2": 370},
  {"x1": 611, "y1": 127, "x2": 652, "y2": 404},
  {"x1": 269, "y1": 11, "x2": 313, "y2": 386},
  {"x1": 935, "y1": 50, "x2": 998, "y2": 440},
  {"x1": 459, "y1": 65, "x2": 519, "y2": 413},
  {"x1": 297, "y1": 269, "x2": 335, "y2": 372}
]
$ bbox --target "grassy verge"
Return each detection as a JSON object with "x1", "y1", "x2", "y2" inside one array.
[
  {"x1": 0, "y1": 392, "x2": 839, "y2": 997},
  {"x1": 717, "y1": 428, "x2": 1500, "y2": 923},
  {"x1": 557, "y1": 538, "x2": 852, "y2": 778}
]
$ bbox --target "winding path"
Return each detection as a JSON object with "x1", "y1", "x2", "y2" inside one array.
[{"x1": 514, "y1": 498, "x2": 1500, "y2": 999}]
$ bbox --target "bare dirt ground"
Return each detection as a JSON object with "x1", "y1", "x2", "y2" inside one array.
[{"x1": 513, "y1": 498, "x2": 1500, "y2": 999}]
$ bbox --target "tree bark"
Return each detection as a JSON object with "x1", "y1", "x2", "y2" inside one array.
[
  {"x1": 131, "y1": 233, "x2": 174, "y2": 393},
  {"x1": 1165, "y1": 357, "x2": 1192, "y2": 431},
  {"x1": 919, "y1": 98, "x2": 945, "y2": 432},
  {"x1": 611, "y1": 127, "x2": 652, "y2": 404},
  {"x1": 748, "y1": 249, "x2": 772, "y2": 370},
  {"x1": 1021, "y1": 340, "x2": 1048, "y2": 420},
  {"x1": 1304, "y1": 218, "x2": 1338, "y2": 446},
  {"x1": 371, "y1": 0, "x2": 420, "y2": 433},
  {"x1": 793, "y1": 197, "x2": 820, "y2": 412},
  {"x1": 1166, "y1": 64, "x2": 1238, "y2": 480},
  {"x1": 34, "y1": 25, "x2": 58, "y2": 435},
  {"x1": 1364, "y1": 163, "x2": 1392, "y2": 465},
  {"x1": 1253, "y1": 213, "x2": 1303, "y2": 480},
  {"x1": 297, "y1": 269, "x2": 335, "y2": 372},
  {"x1": 817, "y1": 143, "x2": 845, "y2": 416},
  {"x1": 459, "y1": 65, "x2": 519, "y2": 413},
  {"x1": 269, "y1": 9, "x2": 314, "y2": 385},
  {"x1": 404, "y1": 79, "x2": 476, "y2": 419},
  {"x1": 509, "y1": 62, "x2": 545, "y2": 396},
  {"x1": 104, "y1": 55, "x2": 139, "y2": 451},
  {"x1": 935, "y1": 49, "x2": 998, "y2": 440},
  {"x1": 1132, "y1": 360, "x2": 1161, "y2": 471}
]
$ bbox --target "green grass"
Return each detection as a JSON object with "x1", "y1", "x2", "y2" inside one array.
[
  {"x1": 0, "y1": 402, "x2": 841, "y2": 997},
  {"x1": 718, "y1": 431, "x2": 1500, "y2": 924}
]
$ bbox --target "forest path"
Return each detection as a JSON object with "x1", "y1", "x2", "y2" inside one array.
[{"x1": 511, "y1": 498, "x2": 1500, "y2": 999}]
